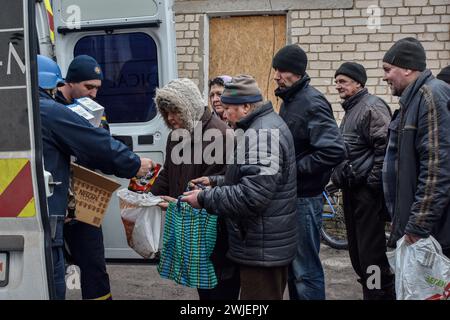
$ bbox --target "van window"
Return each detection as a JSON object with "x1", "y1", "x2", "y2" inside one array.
[{"x1": 74, "y1": 32, "x2": 159, "y2": 123}]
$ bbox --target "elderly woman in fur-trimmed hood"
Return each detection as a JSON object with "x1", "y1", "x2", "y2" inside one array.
[
  {"x1": 155, "y1": 78, "x2": 205, "y2": 133},
  {"x1": 150, "y1": 78, "x2": 239, "y2": 300}
]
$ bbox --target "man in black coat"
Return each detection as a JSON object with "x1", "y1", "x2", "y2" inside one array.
[
  {"x1": 272, "y1": 45, "x2": 346, "y2": 300},
  {"x1": 331, "y1": 62, "x2": 395, "y2": 300},
  {"x1": 436, "y1": 65, "x2": 450, "y2": 85},
  {"x1": 382, "y1": 38, "x2": 450, "y2": 259}
]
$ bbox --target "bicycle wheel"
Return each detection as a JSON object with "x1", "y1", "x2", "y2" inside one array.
[{"x1": 321, "y1": 191, "x2": 348, "y2": 250}]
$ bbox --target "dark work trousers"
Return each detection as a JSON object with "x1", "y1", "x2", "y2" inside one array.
[
  {"x1": 64, "y1": 220, "x2": 112, "y2": 300},
  {"x1": 51, "y1": 216, "x2": 66, "y2": 300},
  {"x1": 239, "y1": 265, "x2": 288, "y2": 300},
  {"x1": 342, "y1": 185, "x2": 395, "y2": 300}
]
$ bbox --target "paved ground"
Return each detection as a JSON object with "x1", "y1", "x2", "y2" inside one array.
[{"x1": 66, "y1": 244, "x2": 361, "y2": 300}]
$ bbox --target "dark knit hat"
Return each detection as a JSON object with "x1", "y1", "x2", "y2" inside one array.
[
  {"x1": 65, "y1": 55, "x2": 104, "y2": 83},
  {"x1": 335, "y1": 62, "x2": 367, "y2": 87},
  {"x1": 272, "y1": 44, "x2": 308, "y2": 76},
  {"x1": 436, "y1": 65, "x2": 450, "y2": 84},
  {"x1": 220, "y1": 75, "x2": 263, "y2": 105},
  {"x1": 383, "y1": 37, "x2": 426, "y2": 71}
]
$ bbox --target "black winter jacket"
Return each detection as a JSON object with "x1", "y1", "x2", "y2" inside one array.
[
  {"x1": 387, "y1": 70, "x2": 450, "y2": 250},
  {"x1": 331, "y1": 88, "x2": 392, "y2": 189},
  {"x1": 198, "y1": 102, "x2": 298, "y2": 267},
  {"x1": 276, "y1": 74, "x2": 346, "y2": 197}
]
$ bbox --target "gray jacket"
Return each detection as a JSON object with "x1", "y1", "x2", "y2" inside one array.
[
  {"x1": 198, "y1": 102, "x2": 298, "y2": 267},
  {"x1": 331, "y1": 88, "x2": 392, "y2": 189}
]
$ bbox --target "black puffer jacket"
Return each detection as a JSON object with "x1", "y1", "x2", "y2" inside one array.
[
  {"x1": 198, "y1": 102, "x2": 298, "y2": 267},
  {"x1": 387, "y1": 70, "x2": 450, "y2": 249},
  {"x1": 331, "y1": 88, "x2": 392, "y2": 188},
  {"x1": 276, "y1": 74, "x2": 346, "y2": 197}
]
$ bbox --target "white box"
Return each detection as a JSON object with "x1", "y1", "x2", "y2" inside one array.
[
  {"x1": 74, "y1": 97, "x2": 105, "y2": 128},
  {"x1": 68, "y1": 105, "x2": 95, "y2": 125}
]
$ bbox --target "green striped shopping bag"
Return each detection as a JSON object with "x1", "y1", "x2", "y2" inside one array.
[{"x1": 157, "y1": 200, "x2": 218, "y2": 289}]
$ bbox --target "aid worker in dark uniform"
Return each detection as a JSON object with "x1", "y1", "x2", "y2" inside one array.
[
  {"x1": 56, "y1": 55, "x2": 109, "y2": 130},
  {"x1": 55, "y1": 55, "x2": 115, "y2": 300},
  {"x1": 38, "y1": 55, "x2": 153, "y2": 300}
]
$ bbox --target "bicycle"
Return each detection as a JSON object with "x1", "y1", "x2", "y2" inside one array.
[
  {"x1": 321, "y1": 185, "x2": 348, "y2": 250},
  {"x1": 320, "y1": 185, "x2": 392, "y2": 250}
]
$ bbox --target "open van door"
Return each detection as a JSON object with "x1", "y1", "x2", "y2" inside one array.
[
  {"x1": 0, "y1": 0, "x2": 55, "y2": 299},
  {"x1": 51, "y1": 0, "x2": 177, "y2": 259}
]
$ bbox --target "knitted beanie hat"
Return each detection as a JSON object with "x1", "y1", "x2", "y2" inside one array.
[
  {"x1": 335, "y1": 62, "x2": 368, "y2": 87},
  {"x1": 220, "y1": 75, "x2": 263, "y2": 105},
  {"x1": 436, "y1": 65, "x2": 450, "y2": 84},
  {"x1": 65, "y1": 55, "x2": 103, "y2": 83},
  {"x1": 383, "y1": 37, "x2": 426, "y2": 71},
  {"x1": 272, "y1": 44, "x2": 308, "y2": 76}
]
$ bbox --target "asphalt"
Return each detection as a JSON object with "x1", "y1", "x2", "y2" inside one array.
[{"x1": 66, "y1": 243, "x2": 361, "y2": 300}]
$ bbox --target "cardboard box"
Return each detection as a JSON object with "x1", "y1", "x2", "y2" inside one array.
[{"x1": 71, "y1": 163, "x2": 121, "y2": 227}]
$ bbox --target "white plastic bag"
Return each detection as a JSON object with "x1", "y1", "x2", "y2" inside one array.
[
  {"x1": 117, "y1": 188, "x2": 164, "y2": 259},
  {"x1": 387, "y1": 235, "x2": 450, "y2": 300}
]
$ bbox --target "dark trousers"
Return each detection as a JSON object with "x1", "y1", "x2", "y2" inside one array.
[
  {"x1": 239, "y1": 265, "x2": 288, "y2": 300},
  {"x1": 444, "y1": 248, "x2": 450, "y2": 259},
  {"x1": 343, "y1": 185, "x2": 395, "y2": 300},
  {"x1": 197, "y1": 266, "x2": 240, "y2": 300},
  {"x1": 51, "y1": 216, "x2": 66, "y2": 300},
  {"x1": 52, "y1": 245, "x2": 66, "y2": 300},
  {"x1": 64, "y1": 220, "x2": 112, "y2": 300}
]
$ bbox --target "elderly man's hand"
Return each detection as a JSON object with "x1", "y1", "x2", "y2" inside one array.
[
  {"x1": 189, "y1": 177, "x2": 211, "y2": 190},
  {"x1": 181, "y1": 190, "x2": 202, "y2": 209},
  {"x1": 405, "y1": 233, "x2": 422, "y2": 245}
]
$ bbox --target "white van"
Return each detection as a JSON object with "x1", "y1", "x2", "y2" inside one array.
[
  {"x1": 36, "y1": 0, "x2": 177, "y2": 259},
  {"x1": 0, "y1": 0, "x2": 54, "y2": 299}
]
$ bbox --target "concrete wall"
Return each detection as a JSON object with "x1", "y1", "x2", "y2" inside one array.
[{"x1": 174, "y1": 0, "x2": 450, "y2": 120}]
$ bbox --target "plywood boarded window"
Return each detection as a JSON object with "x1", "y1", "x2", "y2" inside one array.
[{"x1": 209, "y1": 15, "x2": 286, "y2": 112}]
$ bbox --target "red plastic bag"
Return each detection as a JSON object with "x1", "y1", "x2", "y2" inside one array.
[{"x1": 128, "y1": 163, "x2": 161, "y2": 193}]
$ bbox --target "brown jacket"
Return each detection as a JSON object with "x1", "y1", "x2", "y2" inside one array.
[
  {"x1": 151, "y1": 108, "x2": 229, "y2": 198},
  {"x1": 152, "y1": 108, "x2": 234, "y2": 277}
]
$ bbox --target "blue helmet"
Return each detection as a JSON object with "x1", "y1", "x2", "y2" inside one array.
[{"x1": 37, "y1": 55, "x2": 65, "y2": 89}]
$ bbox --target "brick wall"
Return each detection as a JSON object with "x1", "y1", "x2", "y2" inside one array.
[
  {"x1": 289, "y1": 0, "x2": 450, "y2": 120},
  {"x1": 174, "y1": 0, "x2": 450, "y2": 121},
  {"x1": 175, "y1": 13, "x2": 202, "y2": 86}
]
